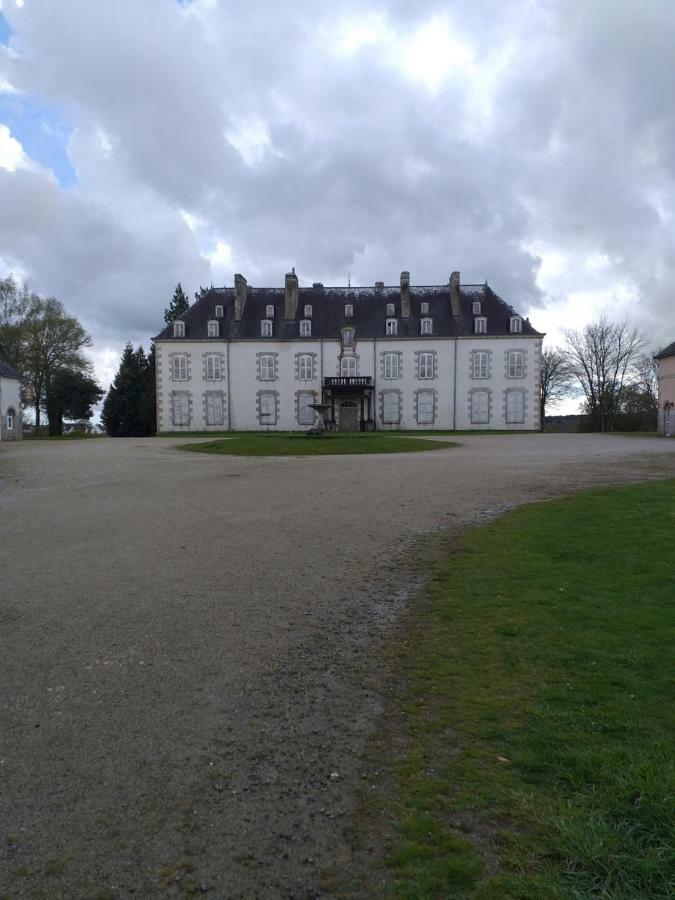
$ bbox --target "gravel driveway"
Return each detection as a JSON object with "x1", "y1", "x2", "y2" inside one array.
[{"x1": 1, "y1": 434, "x2": 674, "y2": 899}]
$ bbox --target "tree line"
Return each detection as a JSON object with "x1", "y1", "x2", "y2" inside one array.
[
  {"x1": 541, "y1": 318, "x2": 658, "y2": 432},
  {"x1": 0, "y1": 276, "x2": 102, "y2": 434}
]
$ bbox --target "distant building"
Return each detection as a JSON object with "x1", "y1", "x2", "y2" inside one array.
[
  {"x1": 154, "y1": 270, "x2": 544, "y2": 432},
  {"x1": 655, "y1": 342, "x2": 675, "y2": 436},
  {"x1": 0, "y1": 359, "x2": 22, "y2": 441}
]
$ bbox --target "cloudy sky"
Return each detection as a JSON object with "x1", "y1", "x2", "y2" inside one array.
[{"x1": 1, "y1": 0, "x2": 674, "y2": 398}]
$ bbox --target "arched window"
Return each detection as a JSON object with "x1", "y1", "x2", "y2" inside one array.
[
  {"x1": 420, "y1": 317, "x2": 433, "y2": 335},
  {"x1": 386, "y1": 318, "x2": 398, "y2": 336},
  {"x1": 341, "y1": 356, "x2": 357, "y2": 377},
  {"x1": 299, "y1": 319, "x2": 311, "y2": 337},
  {"x1": 261, "y1": 320, "x2": 273, "y2": 337}
]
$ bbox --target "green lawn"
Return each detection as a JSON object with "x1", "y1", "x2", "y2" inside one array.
[
  {"x1": 353, "y1": 480, "x2": 675, "y2": 898},
  {"x1": 178, "y1": 432, "x2": 458, "y2": 456}
]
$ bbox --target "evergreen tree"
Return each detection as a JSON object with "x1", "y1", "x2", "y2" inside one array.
[
  {"x1": 102, "y1": 343, "x2": 156, "y2": 437},
  {"x1": 194, "y1": 285, "x2": 211, "y2": 303},
  {"x1": 164, "y1": 283, "x2": 190, "y2": 325}
]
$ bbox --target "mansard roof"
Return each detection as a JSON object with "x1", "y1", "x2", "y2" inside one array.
[
  {"x1": 655, "y1": 341, "x2": 675, "y2": 360},
  {"x1": 154, "y1": 280, "x2": 542, "y2": 341},
  {"x1": 0, "y1": 358, "x2": 20, "y2": 378}
]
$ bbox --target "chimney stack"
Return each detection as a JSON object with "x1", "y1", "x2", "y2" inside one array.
[
  {"x1": 400, "y1": 270, "x2": 411, "y2": 318},
  {"x1": 450, "y1": 271, "x2": 461, "y2": 317},
  {"x1": 285, "y1": 267, "x2": 299, "y2": 320},
  {"x1": 234, "y1": 273, "x2": 248, "y2": 321}
]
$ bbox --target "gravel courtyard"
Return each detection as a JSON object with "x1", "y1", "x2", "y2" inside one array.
[{"x1": 1, "y1": 434, "x2": 674, "y2": 899}]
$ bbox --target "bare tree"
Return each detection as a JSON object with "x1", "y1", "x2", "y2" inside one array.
[
  {"x1": 540, "y1": 346, "x2": 574, "y2": 428},
  {"x1": 564, "y1": 317, "x2": 647, "y2": 432}
]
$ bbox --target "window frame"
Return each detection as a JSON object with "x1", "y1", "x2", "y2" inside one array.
[
  {"x1": 382, "y1": 390, "x2": 400, "y2": 424},
  {"x1": 505, "y1": 389, "x2": 525, "y2": 424},
  {"x1": 416, "y1": 390, "x2": 435, "y2": 425},
  {"x1": 344, "y1": 303, "x2": 354, "y2": 318},
  {"x1": 342, "y1": 326, "x2": 355, "y2": 345},
  {"x1": 207, "y1": 320, "x2": 219, "y2": 338},
  {"x1": 205, "y1": 354, "x2": 222, "y2": 381},
  {"x1": 420, "y1": 317, "x2": 433, "y2": 335},
  {"x1": 173, "y1": 321, "x2": 185, "y2": 338},
  {"x1": 507, "y1": 350, "x2": 524, "y2": 379},
  {"x1": 419, "y1": 351, "x2": 434, "y2": 380},
  {"x1": 171, "y1": 354, "x2": 188, "y2": 381},
  {"x1": 420, "y1": 301, "x2": 430, "y2": 315},
  {"x1": 510, "y1": 316, "x2": 523, "y2": 333},
  {"x1": 298, "y1": 354, "x2": 314, "y2": 381},
  {"x1": 260, "y1": 319, "x2": 273, "y2": 337},
  {"x1": 297, "y1": 391, "x2": 316, "y2": 426},
  {"x1": 265, "y1": 304, "x2": 275, "y2": 318},
  {"x1": 474, "y1": 316, "x2": 487, "y2": 334},
  {"x1": 471, "y1": 390, "x2": 490, "y2": 424},
  {"x1": 299, "y1": 319, "x2": 312, "y2": 337},
  {"x1": 304, "y1": 304, "x2": 313, "y2": 317},
  {"x1": 383, "y1": 352, "x2": 400, "y2": 380},
  {"x1": 205, "y1": 392, "x2": 224, "y2": 426},
  {"x1": 260, "y1": 353, "x2": 276, "y2": 381},
  {"x1": 259, "y1": 391, "x2": 277, "y2": 426},
  {"x1": 472, "y1": 301, "x2": 481, "y2": 315},
  {"x1": 215, "y1": 304, "x2": 224, "y2": 318},
  {"x1": 472, "y1": 351, "x2": 489, "y2": 380},
  {"x1": 171, "y1": 392, "x2": 190, "y2": 426},
  {"x1": 341, "y1": 356, "x2": 357, "y2": 377},
  {"x1": 386, "y1": 302, "x2": 396, "y2": 317},
  {"x1": 385, "y1": 318, "x2": 398, "y2": 336}
]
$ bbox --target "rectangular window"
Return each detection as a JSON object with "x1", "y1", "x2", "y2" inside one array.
[
  {"x1": 300, "y1": 319, "x2": 311, "y2": 337},
  {"x1": 386, "y1": 319, "x2": 398, "y2": 336},
  {"x1": 419, "y1": 352, "x2": 434, "y2": 379},
  {"x1": 215, "y1": 304, "x2": 224, "y2": 318},
  {"x1": 172, "y1": 393, "x2": 189, "y2": 426},
  {"x1": 472, "y1": 301, "x2": 481, "y2": 315},
  {"x1": 297, "y1": 392, "x2": 315, "y2": 425},
  {"x1": 260, "y1": 392, "x2": 277, "y2": 425},
  {"x1": 172, "y1": 355, "x2": 187, "y2": 381},
  {"x1": 420, "y1": 301, "x2": 429, "y2": 315},
  {"x1": 344, "y1": 304, "x2": 353, "y2": 318},
  {"x1": 260, "y1": 355, "x2": 276, "y2": 380},
  {"x1": 471, "y1": 391, "x2": 489, "y2": 424},
  {"x1": 341, "y1": 356, "x2": 357, "y2": 377},
  {"x1": 382, "y1": 391, "x2": 400, "y2": 424},
  {"x1": 173, "y1": 321, "x2": 185, "y2": 337},
  {"x1": 298, "y1": 354, "x2": 313, "y2": 380},
  {"x1": 506, "y1": 390, "x2": 525, "y2": 424},
  {"x1": 207, "y1": 321, "x2": 219, "y2": 337},
  {"x1": 417, "y1": 391, "x2": 434, "y2": 424},
  {"x1": 420, "y1": 318, "x2": 432, "y2": 335},
  {"x1": 510, "y1": 316, "x2": 522, "y2": 333},
  {"x1": 386, "y1": 302, "x2": 395, "y2": 317},
  {"x1": 206, "y1": 354, "x2": 221, "y2": 380},
  {"x1": 266, "y1": 304, "x2": 275, "y2": 318},
  {"x1": 304, "y1": 304, "x2": 313, "y2": 317},
  {"x1": 261, "y1": 320, "x2": 272, "y2": 337},
  {"x1": 472, "y1": 352, "x2": 488, "y2": 379},
  {"x1": 206, "y1": 394, "x2": 224, "y2": 426},
  {"x1": 508, "y1": 351, "x2": 524, "y2": 378},
  {"x1": 475, "y1": 317, "x2": 487, "y2": 334},
  {"x1": 383, "y1": 353, "x2": 400, "y2": 379}
]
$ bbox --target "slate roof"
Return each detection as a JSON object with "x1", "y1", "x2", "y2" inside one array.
[
  {"x1": 154, "y1": 281, "x2": 542, "y2": 341},
  {"x1": 655, "y1": 341, "x2": 675, "y2": 360},
  {"x1": 0, "y1": 358, "x2": 20, "y2": 379}
]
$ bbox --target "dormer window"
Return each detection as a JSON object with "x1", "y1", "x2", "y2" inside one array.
[
  {"x1": 386, "y1": 302, "x2": 396, "y2": 317},
  {"x1": 304, "y1": 304, "x2": 313, "y2": 317},
  {"x1": 472, "y1": 301, "x2": 481, "y2": 315},
  {"x1": 207, "y1": 320, "x2": 219, "y2": 338},
  {"x1": 299, "y1": 319, "x2": 311, "y2": 337},
  {"x1": 215, "y1": 304, "x2": 224, "y2": 318},
  {"x1": 475, "y1": 317, "x2": 487, "y2": 334},
  {"x1": 386, "y1": 318, "x2": 398, "y2": 336},
  {"x1": 345, "y1": 303, "x2": 353, "y2": 318},
  {"x1": 510, "y1": 316, "x2": 523, "y2": 333},
  {"x1": 266, "y1": 304, "x2": 275, "y2": 318},
  {"x1": 261, "y1": 320, "x2": 273, "y2": 337},
  {"x1": 420, "y1": 317, "x2": 433, "y2": 335},
  {"x1": 173, "y1": 321, "x2": 185, "y2": 338},
  {"x1": 420, "y1": 302, "x2": 429, "y2": 315},
  {"x1": 342, "y1": 327, "x2": 355, "y2": 345}
]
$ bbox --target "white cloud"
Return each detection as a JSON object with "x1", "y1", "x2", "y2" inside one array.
[{"x1": 0, "y1": 124, "x2": 26, "y2": 171}]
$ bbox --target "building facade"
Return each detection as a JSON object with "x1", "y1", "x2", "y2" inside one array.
[
  {"x1": 154, "y1": 271, "x2": 543, "y2": 433},
  {"x1": 655, "y1": 342, "x2": 675, "y2": 436},
  {"x1": 0, "y1": 359, "x2": 22, "y2": 441}
]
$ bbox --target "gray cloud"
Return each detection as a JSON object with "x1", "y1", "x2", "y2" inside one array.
[{"x1": 1, "y1": 0, "x2": 675, "y2": 383}]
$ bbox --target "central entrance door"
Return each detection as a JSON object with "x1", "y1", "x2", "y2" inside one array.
[{"x1": 339, "y1": 401, "x2": 359, "y2": 432}]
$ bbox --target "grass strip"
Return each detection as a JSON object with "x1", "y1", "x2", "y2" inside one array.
[
  {"x1": 360, "y1": 480, "x2": 675, "y2": 899},
  {"x1": 178, "y1": 433, "x2": 458, "y2": 456}
]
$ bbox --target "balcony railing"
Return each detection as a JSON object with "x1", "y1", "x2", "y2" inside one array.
[{"x1": 323, "y1": 376, "x2": 373, "y2": 388}]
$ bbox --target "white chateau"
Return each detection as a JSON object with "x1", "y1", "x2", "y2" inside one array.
[{"x1": 154, "y1": 270, "x2": 543, "y2": 432}]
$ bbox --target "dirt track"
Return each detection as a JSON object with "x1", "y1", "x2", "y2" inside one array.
[{"x1": 1, "y1": 434, "x2": 674, "y2": 899}]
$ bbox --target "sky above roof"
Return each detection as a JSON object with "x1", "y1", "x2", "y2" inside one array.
[{"x1": 1, "y1": 0, "x2": 674, "y2": 396}]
